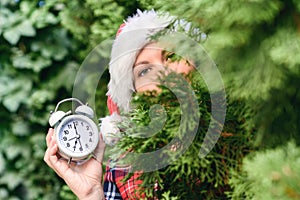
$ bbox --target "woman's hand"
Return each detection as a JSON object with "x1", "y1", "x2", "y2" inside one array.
[{"x1": 44, "y1": 128, "x2": 106, "y2": 200}]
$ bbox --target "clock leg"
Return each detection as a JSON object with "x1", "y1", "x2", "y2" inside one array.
[{"x1": 68, "y1": 157, "x2": 73, "y2": 165}]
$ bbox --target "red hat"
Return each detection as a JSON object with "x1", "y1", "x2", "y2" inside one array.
[{"x1": 106, "y1": 9, "x2": 173, "y2": 113}]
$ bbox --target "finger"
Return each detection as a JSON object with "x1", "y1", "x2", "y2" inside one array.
[
  {"x1": 44, "y1": 133, "x2": 58, "y2": 168},
  {"x1": 44, "y1": 132, "x2": 76, "y2": 180},
  {"x1": 48, "y1": 143, "x2": 72, "y2": 178},
  {"x1": 46, "y1": 128, "x2": 54, "y2": 147},
  {"x1": 44, "y1": 131, "x2": 59, "y2": 168},
  {"x1": 44, "y1": 147, "x2": 53, "y2": 167},
  {"x1": 48, "y1": 144, "x2": 64, "y2": 177},
  {"x1": 45, "y1": 140, "x2": 76, "y2": 181},
  {"x1": 93, "y1": 133, "x2": 106, "y2": 163}
]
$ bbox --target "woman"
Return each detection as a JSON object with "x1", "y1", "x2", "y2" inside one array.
[{"x1": 44, "y1": 10, "x2": 194, "y2": 200}]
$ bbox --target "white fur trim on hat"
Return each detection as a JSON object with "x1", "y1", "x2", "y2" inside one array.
[
  {"x1": 100, "y1": 112, "x2": 122, "y2": 146},
  {"x1": 107, "y1": 9, "x2": 174, "y2": 112}
]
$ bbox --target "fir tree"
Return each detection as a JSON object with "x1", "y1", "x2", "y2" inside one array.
[
  {"x1": 137, "y1": 0, "x2": 300, "y2": 198},
  {"x1": 108, "y1": 71, "x2": 253, "y2": 199}
]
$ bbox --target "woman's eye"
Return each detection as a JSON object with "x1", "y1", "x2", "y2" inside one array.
[
  {"x1": 138, "y1": 67, "x2": 152, "y2": 77},
  {"x1": 165, "y1": 52, "x2": 176, "y2": 61}
]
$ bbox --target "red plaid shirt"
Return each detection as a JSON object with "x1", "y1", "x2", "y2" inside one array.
[
  {"x1": 103, "y1": 100, "x2": 149, "y2": 199},
  {"x1": 103, "y1": 162, "x2": 145, "y2": 200}
]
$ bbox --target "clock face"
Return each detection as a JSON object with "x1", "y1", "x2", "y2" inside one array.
[{"x1": 55, "y1": 115, "x2": 99, "y2": 160}]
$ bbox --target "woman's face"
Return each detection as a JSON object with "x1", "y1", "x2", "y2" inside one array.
[{"x1": 133, "y1": 43, "x2": 193, "y2": 92}]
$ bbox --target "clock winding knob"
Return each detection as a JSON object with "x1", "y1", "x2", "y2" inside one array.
[{"x1": 75, "y1": 105, "x2": 94, "y2": 119}]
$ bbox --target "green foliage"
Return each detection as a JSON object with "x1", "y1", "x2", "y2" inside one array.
[
  {"x1": 152, "y1": 0, "x2": 300, "y2": 148},
  {"x1": 58, "y1": 0, "x2": 141, "y2": 56},
  {"x1": 0, "y1": 0, "x2": 79, "y2": 199},
  {"x1": 0, "y1": 0, "x2": 157, "y2": 198},
  {"x1": 108, "y1": 72, "x2": 252, "y2": 199},
  {"x1": 0, "y1": 0, "x2": 142, "y2": 199},
  {"x1": 142, "y1": 0, "x2": 300, "y2": 198},
  {"x1": 1, "y1": 0, "x2": 299, "y2": 199},
  {"x1": 228, "y1": 141, "x2": 300, "y2": 200}
]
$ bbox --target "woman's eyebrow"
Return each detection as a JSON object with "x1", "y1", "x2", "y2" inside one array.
[{"x1": 133, "y1": 61, "x2": 150, "y2": 68}]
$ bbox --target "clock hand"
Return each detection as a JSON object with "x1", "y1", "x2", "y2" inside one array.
[
  {"x1": 73, "y1": 122, "x2": 79, "y2": 135},
  {"x1": 73, "y1": 139, "x2": 78, "y2": 151},
  {"x1": 68, "y1": 136, "x2": 77, "y2": 141},
  {"x1": 78, "y1": 137, "x2": 83, "y2": 150},
  {"x1": 72, "y1": 122, "x2": 80, "y2": 152}
]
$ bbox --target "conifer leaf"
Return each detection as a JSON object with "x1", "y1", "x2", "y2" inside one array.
[
  {"x1": 20, "y1": 1, "x2": 32, "y2": 15},
  {"x1": 0, "y1": 173, "x2": 22, "y2": 190},
  {"x1": 16, "y1": 20, "x2": 36, "y2": 37},
  {"x1": 229, "y1": 141, "x2": 300, "y2": 199},
  {"x1": 2, "y1": 78, "x2": 32, "y2": 112},
  {"x1": 3, "y1": 20, "x2": 35, "y2": 44},
  {"x1": 12, "y1": 53, "x2": 51, "y2": 72},
  {"x1": 31, "y1": 9, "x2": 58, "y2": 28},
  {"x1": 3, "y1": 27, "x2": 21, "y2": 45},
  {"x1": 12, "y1": 120, "x2": 30, "y2": 136},
  {"x1": 0, "y1": 153, "x2": 5, "y2": 174}
]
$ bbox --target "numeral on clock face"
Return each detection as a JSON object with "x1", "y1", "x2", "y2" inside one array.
[{"x1": 59, "y1": 119, "x2": 96, "y2": 154}]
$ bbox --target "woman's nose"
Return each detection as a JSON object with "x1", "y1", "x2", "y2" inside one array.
[
  {"x1": 164, "y1": 61, "x2": 181, "y2": 73},
  {"x1": 165, "y1": 60, "x2": 193, "y2": 75}
]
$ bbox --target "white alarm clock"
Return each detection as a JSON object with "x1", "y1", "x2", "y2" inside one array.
[{"x1": 49, "y1": 98, "x2": 99, "y2": 163}]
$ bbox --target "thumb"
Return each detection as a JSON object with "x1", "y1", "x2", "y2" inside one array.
[{"x1": 93, "y1": 133, "x2": 106, "y2": 163}]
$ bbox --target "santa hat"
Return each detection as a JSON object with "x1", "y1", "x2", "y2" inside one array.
[
  {"x1": 107, "y1": 9, "x2": 174, "y2": 113},
  {"x1": 101, "y1": 10, "x2": 174, "y2": 145}
]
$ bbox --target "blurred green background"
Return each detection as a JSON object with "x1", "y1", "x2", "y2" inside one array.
[{"x1": 0, "y1": 0, "x2": 300, "y2": 199}]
